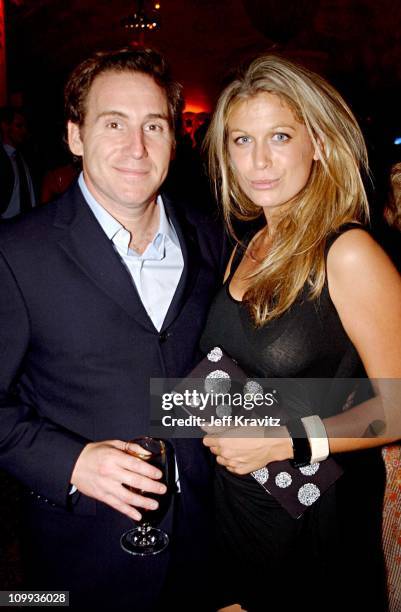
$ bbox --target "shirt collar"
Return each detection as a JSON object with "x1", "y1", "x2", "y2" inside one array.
[{"x1": 78, "y1": 172, "x2": 180, "y2": 257}]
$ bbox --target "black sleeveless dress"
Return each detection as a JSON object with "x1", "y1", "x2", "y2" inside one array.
[{"x1": 200, "y1": 226, "x2": 387, "y2": 612}]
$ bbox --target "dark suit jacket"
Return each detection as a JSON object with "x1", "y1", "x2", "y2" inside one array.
[
  {"x1": 0, "y1": 143, "x2": 16, "y2": 214},
  {"x1": 0, "y1": 181, "x2": 226, "y2": 610}
]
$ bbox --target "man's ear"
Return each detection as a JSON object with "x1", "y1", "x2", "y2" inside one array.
[{"x1": 67, "y1": 121, "x2": 84, "y2": 157}]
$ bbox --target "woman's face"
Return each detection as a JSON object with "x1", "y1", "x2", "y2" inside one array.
[{"x1": 227, "y1": 92, "x2": 318, "y2": 220}]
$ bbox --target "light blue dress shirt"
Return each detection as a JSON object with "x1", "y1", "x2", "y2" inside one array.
[{"x1": 78, "y1": 173, "x2": 184, "y2": 331}]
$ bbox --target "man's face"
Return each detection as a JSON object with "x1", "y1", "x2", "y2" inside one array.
[
  {"x1": 1, "y1": 113, "x2": 27, "y2": 148},
  {"x1": 68, "y1": 70, "x2": 173, "y2": 214}
]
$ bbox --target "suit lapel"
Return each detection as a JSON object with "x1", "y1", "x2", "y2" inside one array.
[
  {"x1": 54, "y1": 183, "x2": 155, "y2": 331},
  {"x1": 54, "y1": 184, "x2": 202, "y2": 332},
  {"x1": 161, "y1": 194, "x2": 201, "y2": 331}
]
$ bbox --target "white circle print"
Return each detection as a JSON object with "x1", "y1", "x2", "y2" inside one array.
[
  {"x1": 207, "y1": 347, "x2": 223, "y2": 363},
  {"x1": 275, "y1": 472, "x2": 292, "y2": 488},
  {"x1": 215, "y1": 403, "x2": 232, "y2": 418},
  {"x1": 243, "y1": 380, "x2": 264, "y2": 396},
  {"x1": 252, "y1": 467, "x2": 269, "y2": 485},
  {"x1": 299, "y1": 463, "x2": 320, "y2": 476},
  {"x1": 204, "y1": 370, "x2": 231, "y2": 394},
  {"x1": 298, "y1": 483, "x2": 321, "y2": 506}
]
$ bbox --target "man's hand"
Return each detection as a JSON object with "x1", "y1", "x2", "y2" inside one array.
[{"x1": 70, "y1": 440, "x2": 167, "y2": 520}]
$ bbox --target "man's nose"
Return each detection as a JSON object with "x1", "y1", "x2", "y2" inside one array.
[{"x1": 126, "y1": 129, "x2": 147, "y2": 159}]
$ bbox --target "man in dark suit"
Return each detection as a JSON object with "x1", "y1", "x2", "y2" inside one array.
[
  {"x1": 0, "y1": 107, "x2": 36, "y2": 217},
  {"x1": 0, "y1": 48, "x2": 225, "y2": 611}
]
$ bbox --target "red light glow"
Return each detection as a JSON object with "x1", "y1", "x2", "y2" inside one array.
[
  {"x1": 184, "y1": 102, "x2": 210, "y2": 114},
  {"x1": 183, "y1": 88, "x2": 212, "y2": 114}
]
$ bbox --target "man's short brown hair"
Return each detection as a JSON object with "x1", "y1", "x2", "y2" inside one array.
[{"x1": 64, "y1": 47, "x2": 183, "y2": 134}]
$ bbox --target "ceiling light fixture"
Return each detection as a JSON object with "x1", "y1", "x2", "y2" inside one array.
[{"x1": 121, "y1": 0, "x2": 161, "y2": 33}]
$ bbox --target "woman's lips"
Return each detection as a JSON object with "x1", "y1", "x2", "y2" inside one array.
[{"x1": 249, "y1": 178, "x2": 280, "y2": 190}]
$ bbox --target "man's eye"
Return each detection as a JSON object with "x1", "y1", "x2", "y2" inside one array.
[
  {"x1": 107, "y1": 121, "x2": 122, "y2": 129},
  {"x1": 272, "y1": 133, "x2": 290, "y2": 142},
  {"x1": 145, "y1": 123, "x2": 162, "y2": 132}
]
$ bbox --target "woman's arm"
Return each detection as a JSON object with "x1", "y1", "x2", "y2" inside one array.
[
  {"x1": 327, "y1": 228, "x2": 401, "y2": 379},
  {"x1": 323, "y1": 228, "x2": 401, "y2": 450},
  {"x1": 203, "y1": 229, "x2": 401, "y2": 473}
]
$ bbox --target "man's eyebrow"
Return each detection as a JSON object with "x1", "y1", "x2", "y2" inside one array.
[
  {"x1": 95, "y1": 111, "x2": 170, "y2": 122},
  {"x1": 145, "y1": 113, "x2": 170, "y2": 122},
  {"x1": 96, "y1": 110, "x2": 129, "y2": 121}
]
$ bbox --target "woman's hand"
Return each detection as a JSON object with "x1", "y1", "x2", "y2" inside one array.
[{"x1": 203, "y1": 425, "x2": 293, "y2": 474}]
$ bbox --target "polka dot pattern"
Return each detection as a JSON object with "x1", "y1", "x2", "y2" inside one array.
[
  {"x1": 275, "y1": 472, "x2": 292, "y2": 488},
  {"x1": 207, "y1": 347, "x2": 223, "y2": 363}
]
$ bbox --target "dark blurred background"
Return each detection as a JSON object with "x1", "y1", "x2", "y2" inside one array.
[{"x1": 2, "y1": 0, "x2": 401, "y2": 208}]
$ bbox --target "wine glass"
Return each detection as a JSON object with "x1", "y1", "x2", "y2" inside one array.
[{"x1": 120, "y1": 436, "x2": 170, "y2": 556}]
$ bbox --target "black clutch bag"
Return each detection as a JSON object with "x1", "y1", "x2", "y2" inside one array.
[{"x1": 174, "y1": 346, "x2": 343, "y2": 519}]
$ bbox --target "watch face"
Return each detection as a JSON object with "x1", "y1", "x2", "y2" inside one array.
[{"x1": 290, "y1": 458, "x2": 311, "y2": 469}]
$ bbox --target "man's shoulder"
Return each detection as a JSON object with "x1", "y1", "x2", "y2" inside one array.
[
  {"x1": 0, "y1": 181, "x2": 81, "y2": 248},
  {"x1": 162, "y1": 191, "x2": 223, "y2": 237}
]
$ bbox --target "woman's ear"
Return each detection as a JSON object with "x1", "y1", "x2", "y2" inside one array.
[
  {"x1": 313, "y1": 132, "x2": 327, "y2": 161},
  {"x1": 67, "y1": 121, "x2": 84, "y2": 157}
]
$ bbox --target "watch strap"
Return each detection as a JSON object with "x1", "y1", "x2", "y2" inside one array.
[{"x1": 286, "y1": 418, "x2": 312, "y2": 468}]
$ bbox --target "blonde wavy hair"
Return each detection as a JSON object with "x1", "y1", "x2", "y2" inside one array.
[
  {"x1": 205, "y1": 54, "x2": 370, "y2": 326},
  {"x1": 384, "y1": 163, "x2": 401, "y2": 231}
]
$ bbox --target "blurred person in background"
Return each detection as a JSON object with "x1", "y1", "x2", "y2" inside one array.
[{"x1": 0, "y1": 107, "x2": 36, "y2": 218}]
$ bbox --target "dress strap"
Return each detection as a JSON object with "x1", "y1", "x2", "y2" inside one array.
[{"x1": 225, "y1": 231, "x2": 255, "y2": 283}]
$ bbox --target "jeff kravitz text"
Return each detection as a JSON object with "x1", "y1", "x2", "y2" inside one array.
[{"x1": 161, "y1": 415, "x2": 281, "y2": 427}]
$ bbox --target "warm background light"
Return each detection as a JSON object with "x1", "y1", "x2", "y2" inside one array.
[
  {"x1": 183, "y1": 102, "x2": 210, "y2": 114},
  {"x1": 183, "y1": 91, "x2": 212, "y2": 115}
]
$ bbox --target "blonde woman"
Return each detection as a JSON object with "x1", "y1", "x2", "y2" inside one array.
[{"x1": 201, "y1": 55, "x2": 401, "y2": 611}]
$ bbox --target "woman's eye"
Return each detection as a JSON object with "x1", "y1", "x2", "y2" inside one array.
[
  {"x1": 234, "y1": 136, "x2": 251, "y2": 145},
  {"x1": 272, "y1": 133, "x2": 290, "y2": 142}
]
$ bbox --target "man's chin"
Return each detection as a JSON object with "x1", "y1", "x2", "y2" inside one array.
[{"x1": 117, "y1": 192, "x2": 159, "y2": 210}]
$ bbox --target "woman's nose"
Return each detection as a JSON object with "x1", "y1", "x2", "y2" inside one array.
[{"x1": 253, "y1": 142, "x2": 272, "y2": 169}]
